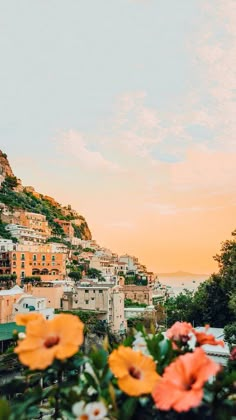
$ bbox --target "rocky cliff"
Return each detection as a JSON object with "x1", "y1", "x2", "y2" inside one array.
[{"x1": 0, "y1": 150, "x2": 92, "y2": 240}]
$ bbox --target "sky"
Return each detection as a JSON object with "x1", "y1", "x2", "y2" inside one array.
[{"x1": 0, "y1": 0, "x2": 235, "y2": 274}]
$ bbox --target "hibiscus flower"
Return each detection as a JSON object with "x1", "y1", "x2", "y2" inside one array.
[
  {"x1": 166, "y1": 321, "x2": 193, "y2": 345},
  {"x1": 193, "y1": 325, "x2": 224, "y2": 347},
  {"x1": 108, "y1": 345, "x2": 160, "y2": 396},
  {"x1": 15, "y1": 313, "x2": 84, "y2": 370},
  {"x1": 15, "y1": 312, "x2": 44, "y2": 326},
  {"x1": 152, "y1": 347, "x2": 220, "y2": 412}
]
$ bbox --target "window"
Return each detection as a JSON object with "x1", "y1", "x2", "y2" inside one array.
[
  {"x1": 21, "y1": 271, "x2": 25, "y2": 278},
  {"x1": 91, "y1": 297, "x2": 95, "y2": 300},
  {"x1": 21, "y1": 254, "x2": 25, "y2": 261},
  {"x1": 99, "y1": 290, "x2": 103, "y2": 294},
  {"x1": 85, "y1": 290, "x2": 89, "y2": 293},
  {"x1": 13, "y1": 261, "x2": 16, "y2": 267},
  {"x1": 7, "y1": 300, "x2": 9, "y2": 307},
  {"x1": 85, "y1": 300, "x2": 89, "y2": 304},
  {"x1": 21, "y1": 262, "x2": 25, "y2": 268},
  {"x1": 52, "y1": 255, "x2": 55, "y2": 261},
  {"x1": 12, "y1": 253, "x2": 16, "y2": 260},
  {"x1": 33, "y1": 254, "x2": 37, "y2": 261},
  {"x1": 42, "y1": 255, "x2": 46, "y2": 261}
]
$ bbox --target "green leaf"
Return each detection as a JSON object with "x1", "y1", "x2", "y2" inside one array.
[
  {"x1": 90, "y1": 348, "x2": 108, "y2": 370},
  {"x1": 0, "y1": 399, "x2": 10, "y2": 420},
  {"x1": 119, "y1": 397, "x2": 138, "y2": 419}
]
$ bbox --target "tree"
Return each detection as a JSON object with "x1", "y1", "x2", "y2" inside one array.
[
  {"x1": 87, "y1": 268, "x2": 105, "y2": 281},
  {"x1": 164, "y1": 290, "x2": 196, "y2": 327},
  {"x1": 68, "y1": 271, "x2": 82, "y2": 281},
  {"x1": 3, "y1": 176, "x2": 18, "y2": 190}
]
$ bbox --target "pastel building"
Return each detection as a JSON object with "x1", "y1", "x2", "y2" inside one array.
[
  {"x1": 0, "y1": 285, "x2": 25, "y2": 323},
  {"x1": 122, "y1": 284, "x2": 153, "y2": 305},
  {"x1": 62, "y1": 284, "x2": 126, "y2": 334},
  {"x1": 0, "y1": 243, "x2": 67, "y2": 283},
  {"x1": 89, "y1": 256, "x2": 116, "y2": 276},
  {"x1": 25, "y1": 282, "x2": 65, "y2": 309}
]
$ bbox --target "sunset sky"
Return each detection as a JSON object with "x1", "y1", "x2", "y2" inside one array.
[{"x1": 0, "y1": 0, "x2": 235, "y2": 274}]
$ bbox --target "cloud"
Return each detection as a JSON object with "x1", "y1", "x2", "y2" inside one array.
[{"x1": 55, "y1": 130, "x2": 122, "y2": 173}]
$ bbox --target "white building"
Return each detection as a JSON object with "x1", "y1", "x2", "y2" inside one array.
[
  {"x1": 0, "y1": 239, "x2": 16, "y2": 252},
  {"x1": 13, "y1": 295, "x2": 54, "y2": 320},
  {"x1": 6, "y1": 224, "x2": 46, "y2": 244},
  {"x1": 119, "y1": 255, "x2": 138, "y2": 272}
]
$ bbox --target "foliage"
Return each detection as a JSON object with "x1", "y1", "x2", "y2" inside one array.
[
  {"x1": 87, "y1": 268, "x2": 105, "y2": 281},
  {"x1": 72, "y1": 223, "x2": 89, "y2": 239},
  {"x1": 125, "y1": 274, "x2": 148, "y2": 286},
  {"x1": 22, "y1": 276, "x2": 41, "y2": 284},
  {"x1": 224, "y1": 323, "x2": 236, "y2": 347},
  {"x1": 68, "y1": 271, "x2": 82, "y2": 281},
  {"x1": 3, "y1": 176, "x2": 18, "y2": 190},
  {"x1": 0, "y1": 219, "x2": 13, "y2": 240},
  {"x1": 124, "y1": 298, "x2": 147, "y2": 308},
  {"x1": 1, "y1": 317, "x2": 236, "y2": 420},
  {"x1": 83, "y1": 247, "x2": 96, "y2": 253},
  {"x1": 0, "y1": 183, "x2": 90, "y2": 240},
  {"x1": 164, "y1": 229, "x2": 236, "y2": 328},
  {"x1": 0, "y1": 274, "x2": 17, "y2": 282}
]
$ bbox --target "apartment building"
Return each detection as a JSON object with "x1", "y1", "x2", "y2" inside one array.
[
  {"x1": 5, "y1": 224, "x2": 46, "y2": 244},
  {"x1": 89, "y1": 255, "x2": 116, "y2": 276},
  {"x1": 62, "y1": 284, "x2": 126, "y2": 334},
  {"x1": 0, "y1": 243, "x2": 67, "y2": 283},
  {"x1": 19, "y1": 212, "x2": 51, "y2": 238}
]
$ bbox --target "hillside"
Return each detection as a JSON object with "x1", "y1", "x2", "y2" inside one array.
[{"x1": 0, "y1": 150, "x2": 92, "y2": 240}]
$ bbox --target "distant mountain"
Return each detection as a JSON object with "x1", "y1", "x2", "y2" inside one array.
[
  {"x1": 157, "y1": 270, "x2": 209, "y2": 278},
  {"x1": 0, "y1": 150, "x2": 92, "y2": 240}
]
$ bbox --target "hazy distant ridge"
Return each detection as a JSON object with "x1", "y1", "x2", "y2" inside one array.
[{"x1": 157, "y1": 270, "x2": 208, "y2": 278}]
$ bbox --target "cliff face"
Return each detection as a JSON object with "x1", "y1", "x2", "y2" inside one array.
[
  {"x1": 0, "y1": 151, "x2": 14, "y2": 184},
  {"x1": 0, "y1": 150, "x2": 92, "y2": 240}
]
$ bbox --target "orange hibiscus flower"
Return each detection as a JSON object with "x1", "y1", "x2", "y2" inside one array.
[
  {"x1": 166, "y1": 321, "x2": 193, "y2": 344},
  {"x1": 15, "y1": 312, "x2": 44, "y2": 326},
  {"x1": 152, "y1": 348, "x2": 220, "y2": 412},
  {"x1": 15, "y1": 313, "x2": 84, "y2": 370},
  {"x1": 108, "y1": 345, "x2": 160, "y2": 396},
  {"x1": 193, "y1": 326, "x2": 224, "y2": 347}
]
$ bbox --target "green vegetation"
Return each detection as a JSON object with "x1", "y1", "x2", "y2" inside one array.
[
  {"x1": 164, "y1": 229, "x2": 236, "y2": 332},
  {"x1": 22, "y1": 276, "x2": 41, "y2": 284},
  {"x1": 0, "y1": 219, "x2": 12, "y2": 240},
  {"x1": 83, "y1": 247, "x2": 95, "y2": 253},
  {"x1": 0, "y1": 180, "x2": 90, "y2": 239},
  {"x1": 87, "y1": 268, "x2": 105, "y2": 281},
  {"x1": 124, "y1": 274, "x2": 148, "y2": 286},
  {"x1": 0, "y1": 274, "x2": 17, "y2": 289},
  {"x1": 68, "y1": 271, "x2": 82, "y2": 281},
  {"x1": 72, "y1": 222, "x2": 88, "y2": 239},
  {"x1": 124, "y1": 298, "x2": 147, "y2": 308}
]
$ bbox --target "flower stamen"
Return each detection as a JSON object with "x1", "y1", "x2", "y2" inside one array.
[
  {"x1": 129, "y1": 366, "x2": 141, "y2": 379},
  {"x1": 44, "y1": 336, "x2": 60, "y2": 348}
]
